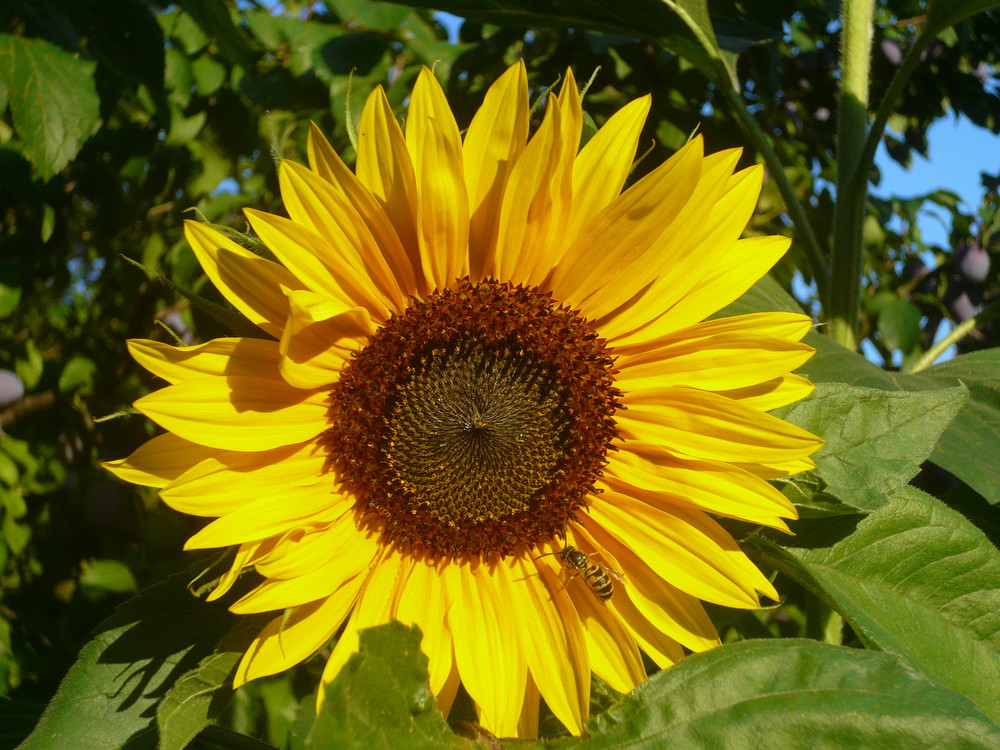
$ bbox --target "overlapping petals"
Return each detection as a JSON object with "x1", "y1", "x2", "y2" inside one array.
[{"x1": 106, "y1": 61, "x2": 822, "y2": 740}]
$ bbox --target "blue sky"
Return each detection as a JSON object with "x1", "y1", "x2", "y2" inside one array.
[{"x1": 873, "y1": 116, "x2": 998, "y2": 248}]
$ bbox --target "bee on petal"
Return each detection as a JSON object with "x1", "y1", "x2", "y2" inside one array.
[{"x1": 537, "y1": 545, "x2": 626, "y2": 601}]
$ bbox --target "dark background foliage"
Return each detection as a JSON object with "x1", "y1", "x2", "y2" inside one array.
[{"x1": 1, "y1": 0, "x2": 998, "y2": 748}]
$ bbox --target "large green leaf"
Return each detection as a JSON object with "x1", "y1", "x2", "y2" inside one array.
[
  {"x1": 156, "y1": 616, "x2": 269, "y2": 750},
  {"x1": 722, "y1": 278, "x2": 1000, "y2": 505},
  {"x1": 774, "y1": 383, "x2": 967, "y2": 511},
  {"x1": 581, "y1": 639, "x2": 1000, "y2": 748},
  {"x1": 19, "y1": 571, "x2": 242, "y2": 750},
  {"x1": 755, "y1": 486, "x2": 1000, "y2": 723},
  {"x1": 919, "y1": 350, "x2": 1000, "y2": 505},
  {"x1": 308, "y1": 622, "x2": 470, "y2": 749},
  {"x1": 805, "y1": 339, "x2": 1000, "y2": 505},
  {"x1": 0, "y1": 34, "x2": 100, "y2": 179}
]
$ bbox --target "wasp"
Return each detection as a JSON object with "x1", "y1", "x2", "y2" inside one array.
[{"x1": 536, "y1": 546, "x2": 626, "y2": 601}]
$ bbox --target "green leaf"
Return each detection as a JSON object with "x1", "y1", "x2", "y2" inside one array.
[
  {"x1": 756, "y1": 486, "x2": 1000, "y2": 723},
  {"x1": 803, "y1": 340, "x2": 1000, "y2": 505},
  {"x1": 774, "y1": 383, "x2": 967, "y2": 511},
  {"x1": 174, "y1": 0, "x2": 259, "y2": 70},
  {"x1": 58, "y1": 355, "x2": 97, "y2": 395},
  {"x1": 327, "y1": 0, "x2": 413, "y2": 31},
  {"x1": 927, "y1": 0, "x2": 1000, "y2": 33},
  {"x1": 385, "y1": 0, "x2": 773, "y2": 83},
  {"x1": 19, "y1": 570, "x2": 242, "y2": 750},
  {"x1": 919, "y1": 350, "x2": 1000, "y2": 505},
  {"x1": 877, "y1": 298, "x2": 922, "y2": 353},
  {"x1": 79, "y1": 559, "x2": 138, "y2": 599},
  {"x1": 308, "y1": 622, "x2": 470, "y2": 750},
  {"x1": 0, "y1": 34, "x2": 100, "y2": 179},
  {"x1": 156, "y1": 616, "x2": 268, "y2": 750},
  {"x1": 14, "y1": 339, "x2": 44, "y2": 391},
  {"x1": 583, "y1": 639, "x2": 1000, "y2": 748},
  {"x1": 0, "y1": 282, "x2": 22, "y2": 319}
]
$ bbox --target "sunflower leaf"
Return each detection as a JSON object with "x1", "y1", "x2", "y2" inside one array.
[
  {"x1": 755, "y1": 485, "x2": 1000, "y2": 724},
  {"x1": 18, "y1": 569, "x2": 242, "y2": 750},
  {"x1": 156, "y1": 615, "x2": 270, "y2": 750},
  {"x1": 804, "y1": 338, "x2": 1000, "y2": 505},
  {"x1": 308, "y1": 621, "x2": 470, "y2": 749},
  {"x1": 582, "y1": 639, "x2": 1000, "y2": 748},
  {"x1": 0, "y1": 34, "x2": 100, "y2": 179},
  {"x1": 773, "y1": 383, "x2": 968, "y2": 511}
]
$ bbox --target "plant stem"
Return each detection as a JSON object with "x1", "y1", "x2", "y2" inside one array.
[
  {"x1": 719, "y1": 87, "x2": 830, "y2": 298},
  {"x1": 828, "y1": 0, "x2": 875, "y2": 350},
  {"x1": 854, "y1": 30, "x2": 934, "y2": 203},
  {"x1": 907, "y1": 301, "x2": 1000, "y2": 373}
]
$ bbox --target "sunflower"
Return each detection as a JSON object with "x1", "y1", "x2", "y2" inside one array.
[{"x1": 105, "y1": 61, "x2": 822, "y2": 738}]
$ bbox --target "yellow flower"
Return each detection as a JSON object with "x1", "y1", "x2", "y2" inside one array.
[{"x1": 105, "y1": 62, "x2": 822, "y2": 738}]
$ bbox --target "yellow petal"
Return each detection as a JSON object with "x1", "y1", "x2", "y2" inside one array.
[
  {"x1": 548, "y1": 137, "x2": 704, "y2": 313},
  {"x1": 511, "y1": 555, "x2": 588, "y2": 735},
  {"x1": 558, "y1": 95, "x2": 651, "y2": 262},
  {"x1": 616, "y1": 332, "x2": 814, "y2": 392},
  {"x1": 318, "y1": 548, "x2": 405, "y2": 703},
  {"x1": 588, "y1": 490, "x2": 763, "y2": 608},
  {"x1": 396, "y1": 557, "x2": 455, "y2": 695},
  {"x1": 446, "y1": 559, "x2": 526, "y2": 737},
  {"x1": 605, "y1": 586, "x2": 685, "y2": 669},
  {"x1": 619, "y1": 386, "x2": 824, "y2": 463},
  {"x1": 103, "y1": 432, "x2": 215, "y2": 488},
  {"x1": 160, "y1": 439, "x2": 330, "y2": 516},
  {"x1": 716, "y1": 374, "x2": 816, "y2": 412},
  {"x1": 307, "y1": 123, "x2": 417, "y2": 295},
  {"x1": 580, "y1": 522, "x2": 721, "y2": 652},
  {"x1": 206, "y1": 541, "x2": 261, "y2": 602},
  {"x1": 183, "y1": 484, "x2": 352, "y2": 550},
  {"x1": 278, "y1": 288, "x2": 368, "y2": 389},
  {"x1": 356, "y1": 87, "x2": 422, "y2": 292},
  {"x1": 736, "y1": 455, "x2": 817, "y2": 479},
  {"x1": 492, "y1": 74, "x2": 579, "y2": 285},
  {"x1": 614, "y1": 234, "x2": 792, "y2": 343},
  {"x1": 616, "y1": 312, "x2": 814, "y2": 358},
  {"x1": 564, "y1": 580, "x2": 645, "y2": 695},
  {"x1": 231, "y1": 513, "x2": 379, "y2": 613},
  {"x1": 463, "y1": 61, "x2": 529, "y2": 280},
  {"x1": 134, "y1": 374, "x2": 329, "y2": 452},
  {"x1": 279, "y1": 160, "x2": 407, "y2": 310},
  {"x1": 184, "y1": 220, "x2": 301, "y2": 339},
  {"x1": 589, "y1": 149, "x2": 749, "y2": 325},
  {"x1": 604, "y1": 446, "x2": 796, "y2": 530},
  {"x1": 127, "y1": 337, "x2": 281, "y2": 384},
  {"x1": 234, "y1": 577, "x2": 364, "y2": 687},
  {"x1": 245, "y1": 208, "x2": 391, "y2": 321},
  {"x1": 518, "y1": 674, "x2": 541, "y2": 740},
  {"x1": 406, "y1": 67, "x2": 469, "y2": 290}
]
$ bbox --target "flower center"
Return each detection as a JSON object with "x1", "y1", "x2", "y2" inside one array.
[{"x1": 326, "y1": 278, "x2": 620, "y2": 560}]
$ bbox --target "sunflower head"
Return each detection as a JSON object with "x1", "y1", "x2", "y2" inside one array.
[{"x1": 106, "y1": 61, "x2": 822, "y2": 738}]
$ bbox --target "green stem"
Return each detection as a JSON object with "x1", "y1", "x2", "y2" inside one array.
[
  {"x1": 853, "y1": 30, "x2": 934, "y2": 202},
  {"x1": 719, "y1": 87, "x2": 830, "y2": 298},
  {"x1": 907, "y1": 301, "x2": 1000, "y2": 373},
  {"x1": 828, "y1": 0, "x2": 875, "y2": 350}
]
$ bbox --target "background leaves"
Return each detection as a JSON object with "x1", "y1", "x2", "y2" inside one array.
[{"x1": 1, "y1": 0, "x2": 999, "y2": 748}]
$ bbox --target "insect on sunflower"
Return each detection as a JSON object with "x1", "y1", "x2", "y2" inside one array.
[{"x1": 105, "y1": 61, "x2": 823, "y2": 738}]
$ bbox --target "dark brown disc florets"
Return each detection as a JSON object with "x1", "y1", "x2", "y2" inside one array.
[{"x1": 325, "y1": 278, "x2": 620, "y2": 560}]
